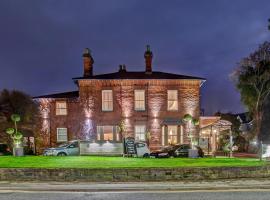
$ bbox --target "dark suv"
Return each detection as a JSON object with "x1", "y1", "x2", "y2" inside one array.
[
  {"x1": 150, "y1": 144, "x2": 182, "y2": 158},
  {"x1": 174, "y1": 144, "x2": 204, "y2": 158}
]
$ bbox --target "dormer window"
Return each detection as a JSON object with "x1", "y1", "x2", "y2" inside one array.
[{"x1": 56, "y1": 101, "x2": 67, "y2": 115}]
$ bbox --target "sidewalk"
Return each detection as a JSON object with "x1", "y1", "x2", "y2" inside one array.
[{"x1": 1, "y1": 179, "x2": 270, "y2": 192}]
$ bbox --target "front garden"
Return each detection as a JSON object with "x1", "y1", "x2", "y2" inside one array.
[{"x1": 0, "y1": 156, "x2": 265, "y2": 169}]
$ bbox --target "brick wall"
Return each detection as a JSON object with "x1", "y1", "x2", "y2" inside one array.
[
  {"x1": 0, "y1": 166, "x2": 269, "y2": 182},
  {"x1": 38, "y1": 79, "x2": 201, "y2": 150}
]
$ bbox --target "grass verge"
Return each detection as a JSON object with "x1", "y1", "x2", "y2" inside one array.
[{"x1": 0, "y1": 156, "x2": 266, "y2": 169}]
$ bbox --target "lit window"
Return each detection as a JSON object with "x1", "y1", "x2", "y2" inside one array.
[
  {"x1": 168, "y1": 125, "x2": 177, "y2": 144},
  {"x1": 116, "y1": 126, "x2": 120, "y2": 141},
  {"x1": 97, "y1": 126, "x2": 114, "y2": 141},
  {"x1": 56, "y1": 101, "x2": 67, "y2": 115},
  {"x1": 135, "y1": 125, "x2": 146, "y2": 141},
  {"x1": 134, "y1": 90, "x2": 145, "y2": 111},
  {"x1": 57, "y1": 128, "x2": 68, "y2": 142},
  {"x1": 167, "y1": 90, "x2": 178, "y2": 111},
  {"x1": 102, "y1": 90, "x2": 113, "y2": 111},
  {"x1": 103, "y1": 126, "x2": 113, "y2": 141},
  {"x1": 97, "y1": 126, "x2": 102, "y2": 141}
]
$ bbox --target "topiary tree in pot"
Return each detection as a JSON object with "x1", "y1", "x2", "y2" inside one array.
[
  {"x1": 118, "y1": 119, "x2": 126, "y2": 142},
  {"x1": 183, "y1": 114, "x2": 200, "y2": 148},
  {"x1": 5, "y1": 114, "x2": 24, "y2": 156}
]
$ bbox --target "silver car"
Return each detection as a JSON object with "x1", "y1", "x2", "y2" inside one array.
[{"x1": 43, "y1": 141, "x2": 79, "y2": 156}]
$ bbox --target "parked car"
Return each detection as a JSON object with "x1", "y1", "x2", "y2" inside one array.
[
  {"x1": 174, "y1": 144, "x2": 204, "y2": 158},
  {"x1": 43, "y1": 140, "x2": 79, "y2": 156},
  {"x1": 150, "y1": 144, "x2": 182, "y2": 158},
  {"x1": 135, "y1": 142, "x2": 150, "y2": 157},
  {"x1": 0, "y1": 143, "x2": 12, "y2": 156},
  {"x1": 150, "y1": 144, "x2": 204, "y2": 158}
]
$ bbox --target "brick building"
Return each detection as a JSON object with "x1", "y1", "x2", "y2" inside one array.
[{"x1": 35, "y1": 47, "x2": 205, "y2": 153}]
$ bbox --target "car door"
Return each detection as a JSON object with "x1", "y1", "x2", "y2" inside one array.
[{"x1": 67, "y1": 141, "x2": 80, "y2": 156}]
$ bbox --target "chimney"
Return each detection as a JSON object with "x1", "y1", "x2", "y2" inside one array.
[
  {"x1": 83, "y1": 48, "x2": 94, "y2": 77},
  {"x1": 144, "y1": 45, "x2": 153, "y2": 74},
  {"x1": 118, "y1": 64, "x2": 127, "y2": 72}
]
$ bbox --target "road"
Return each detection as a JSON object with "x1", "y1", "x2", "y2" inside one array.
[
  {"x1": 1, "y1": 190, "x2": 270, "y2": 200},
  {"x1": 1, "y1": 179, "x2": 270, "y2": 200}
]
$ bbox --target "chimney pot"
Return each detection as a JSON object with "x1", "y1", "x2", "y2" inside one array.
[
  {"x1": 118, "y1": 64, "x2": 127, "y2": 72},
  {"x1": 119, "y1": 65, "x2": 123, "y2": 71},
  {"x1": 123, "y1": 64, "x2": 126, "y2": 72},
  {"x1": 83, "y1": 48, "x2": 94, "y2": 77},
  {"x1": 144, "y1": 45, "x2": 153, "y2": 74}
]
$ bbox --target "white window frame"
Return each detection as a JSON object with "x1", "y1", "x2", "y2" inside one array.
[
  {"x1": 102, "y1": 90, "x2": 113, "y2": 111},
  {"x1": 103, "y1": 126, "x2": 114, "y2": 141},
  {"x1": 167, "y1": 90, "x2": 178, "y2": 111},
  {"x1": 56, "y1": 101, "x2": 67, "y2": 115},
  {"x1": 168, "y1": 125, "x2": 178, "y2": 145},
  {"x1": 135, "y1": 125, "x2": 146, "y2": 141},
  {"x1": 134, "y1": 90, "x2": 145, "y2": 111},
  {"x1": 97, "y1": 125, "x2": 118, "y2": 141},
  {"x1": 57, "y1": 128, "x2": 68, "y2": 142}
]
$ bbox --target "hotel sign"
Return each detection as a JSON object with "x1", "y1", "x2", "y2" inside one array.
[{"x1": 124, "y1": 137, "x2": 136, "y2": 155}]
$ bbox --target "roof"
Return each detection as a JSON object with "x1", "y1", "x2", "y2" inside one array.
[
  {"x1": 72, "y1": 71, "x2": 206, "y2": 81},
  {"x1": 236, "y1": 112, "x2": 252, "y2": 124},
  {"x1": 33, "y1": 91, "x2": 79, "y2": 99},
  {"x1": 200, "y1": 116, "x2": 221, "y2": 129},
  {"x1": 34, "y1": 71, "x2": 205, "y2": 99}
]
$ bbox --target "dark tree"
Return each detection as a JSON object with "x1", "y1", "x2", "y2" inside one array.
[
  {"x1": 0, "y1": 89, "x2": 38, "y2": 145},
  {"x1": 231, "y1": 42, "x2": 270, "y2": 142}
]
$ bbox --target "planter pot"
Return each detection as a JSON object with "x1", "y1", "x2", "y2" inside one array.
[
  {"x1": 188, "y1": 149, "x2": 198, "y2": 158},
  {"x1": 13, "y1": 147, "x2": 24, "y2": 156}
]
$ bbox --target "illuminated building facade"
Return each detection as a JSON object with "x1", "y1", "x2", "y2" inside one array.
[{"x1": 35, "y1": 47, "x2": 205, "y2": 151}]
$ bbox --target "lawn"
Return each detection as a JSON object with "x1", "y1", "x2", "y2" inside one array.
[{"x1": 0, "y1": 156, "x2": 266, "y2": 169}]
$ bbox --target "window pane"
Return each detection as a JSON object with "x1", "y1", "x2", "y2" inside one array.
[
  {"x1": 135, "y1": 90, "x2": 145, "y2": 110},
  {"x1": 102, "y1": 90, "x2": 113, "y2": 111},
  {"x1": 56, "y1": 102, "x2": 67, "y2": 115},
  {"x1": 97, "y1": 125, "x2": 114, "y2": 141},
  {"x1": 167, "y1": 90, "x2": 178, "y2": 110},
  {"x1": 57, "y1": 128, "x2": 67, "y2": 142},
  {"x1": 135, "y1": 125, "x2": 146, "y2": 141},
  {"x1": 168, "y1": 125, "x2": 177, "y2": 144}
]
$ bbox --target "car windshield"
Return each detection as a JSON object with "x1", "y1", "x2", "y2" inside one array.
[{"x1": 58, "y1": 142, "x2": 74, "y2": 148}]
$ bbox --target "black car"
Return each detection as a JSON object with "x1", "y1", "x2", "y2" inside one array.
[
  {"x1": 0, "y1": 144, "x2": 12, "y2": 156},
  {"x1": 150, "y1": 144, "x2": 181, "y2": 158},
  {"x1": 174, "y1": 144, "x2": 204, "y2": 158}
]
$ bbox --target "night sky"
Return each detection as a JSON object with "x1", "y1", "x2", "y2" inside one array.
[{"x1": 0, "y1": 0, "x2": 269, "y2": 115}]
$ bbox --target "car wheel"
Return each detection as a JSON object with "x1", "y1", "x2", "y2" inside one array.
[
  {"x1": 57, "y1": 152, "x2": 67, "y2": 156},
  {"x1": 143, "y1": 153, "x2": 149, "y2": 158}
]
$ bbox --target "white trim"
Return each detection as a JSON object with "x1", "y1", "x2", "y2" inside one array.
[
  {"x1": 56, "y1": 128, "x2": 68, "y2": 142},
  {"x1": 102, "y1": 90, "x2": 113, "y2": 111}
]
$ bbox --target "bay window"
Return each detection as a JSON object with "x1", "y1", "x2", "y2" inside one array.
[{"x1": 97, "y1": 125, "x2": 120, "y2": 142}]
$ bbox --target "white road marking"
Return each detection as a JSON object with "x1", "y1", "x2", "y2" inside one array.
[{"x1": 0, "y1": 188, "x2": 270, "y2": 194}]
